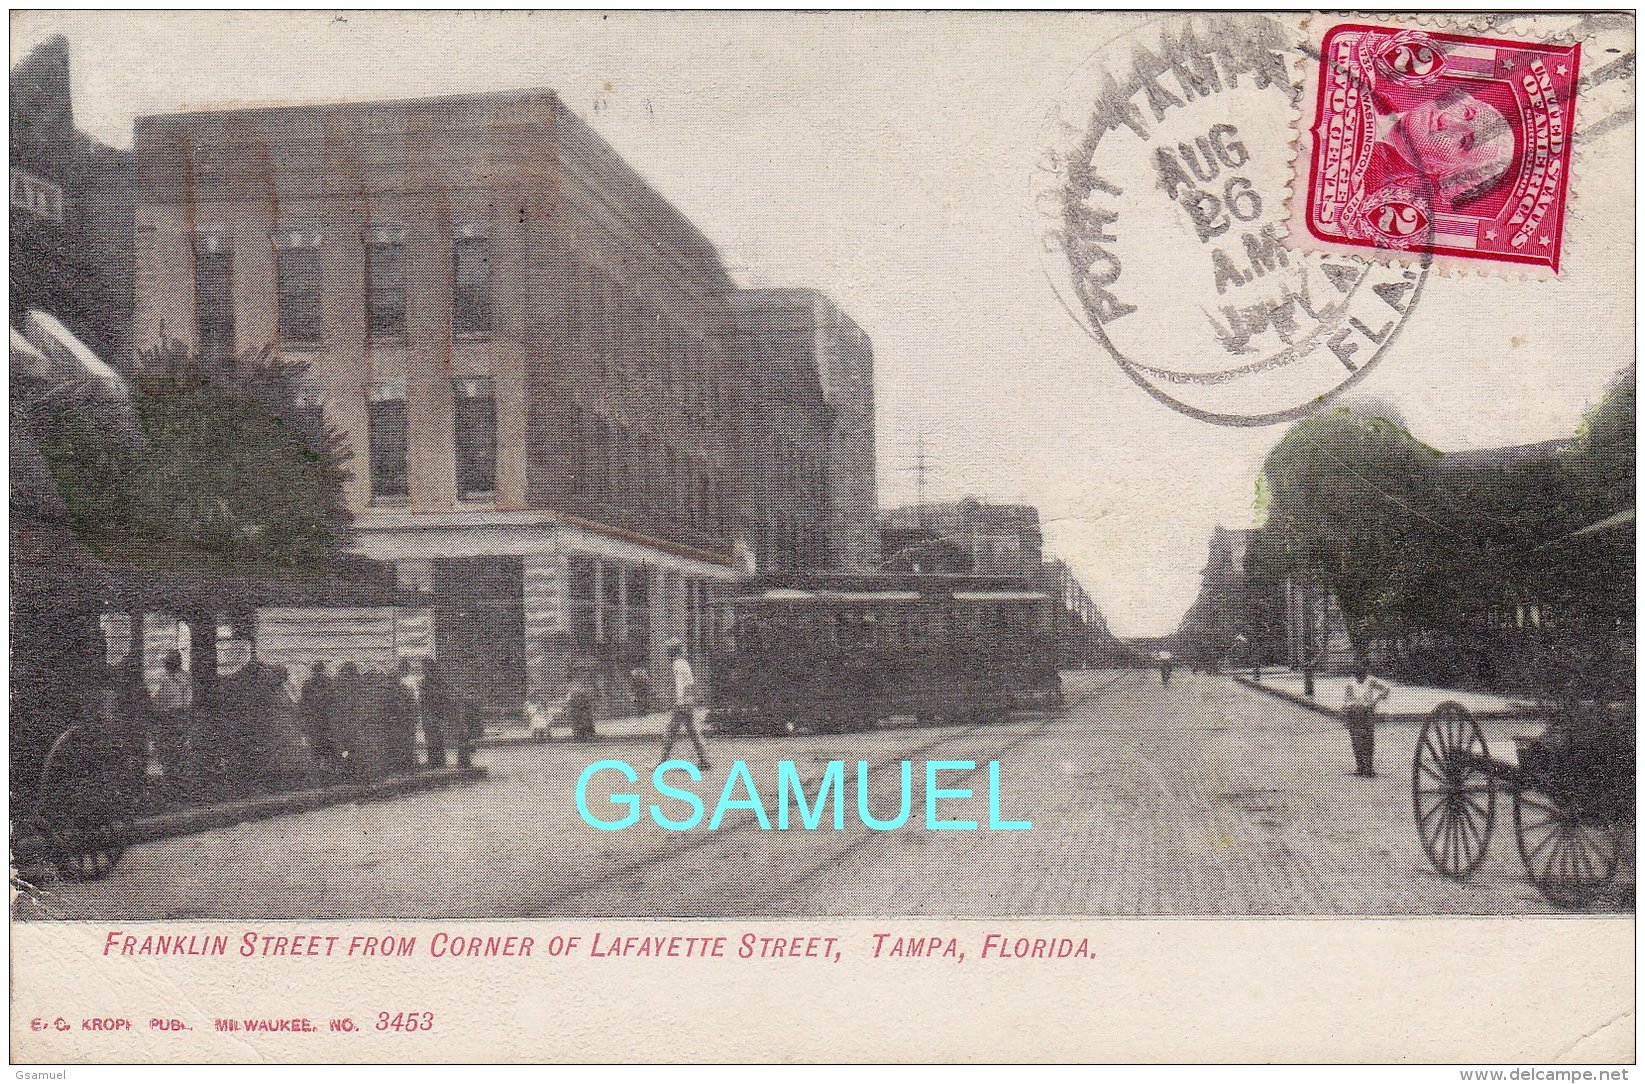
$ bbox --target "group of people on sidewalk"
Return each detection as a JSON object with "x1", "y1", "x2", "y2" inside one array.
[
  {"x1": 523, "y1": 640, "x2": 714, "y2": 772},
  {"x1": 104, "y1": 650, "x2": 474, "y2": 805}
]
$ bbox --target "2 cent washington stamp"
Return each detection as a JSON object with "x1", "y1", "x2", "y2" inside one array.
[{"x1": 1296, "y1": 22, "x2": 1581, "y2": 274}]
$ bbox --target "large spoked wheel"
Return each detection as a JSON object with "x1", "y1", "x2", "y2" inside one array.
[
  {"x1": 1513, "y1": 783, "x2": 1622, "y2": 908},
  {"x1": 52, "y1": 809, "x2": 130, "y2": 882},
  {"x1": 1413, "y1": 702, "x2": 1496, "y2": 879},
  {"x1": 38, "y1": 725, "x2": 138, "y2": 882}
]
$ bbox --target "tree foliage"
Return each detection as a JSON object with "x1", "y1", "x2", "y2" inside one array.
[
  {"x1": 1247, "y1": 405, "x2": 1445, "y2": 644},
  {"x1": 33, "y1": 341, "x2": 352, "y2": 576},
  {"x1": 1250, "y1": 371, "x2": 1634, "y2": 658}
]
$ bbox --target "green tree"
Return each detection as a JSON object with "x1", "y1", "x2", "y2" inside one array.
[
  {"x1": 34, "y1": 341, "x2": 352, "y2": 577},
  {"x1": 1250, "y1": 371, "x2": 1634, "y2": 689},
  {"x1": 1247, "y1": 404, "x2": 1446, "y2": 652},
  {"x1": 1564, "y1": 367, "x2": 1635, "y2": 523}
]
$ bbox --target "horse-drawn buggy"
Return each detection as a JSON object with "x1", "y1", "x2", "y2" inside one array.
[
  {"x1": 11, "y1": 432, "x2": 143, "y2": 883},
  {"x1": 705, "y1": 573, "x2": 1062, "y2": 736},
  {"x1": 1412, "y1": 621, "x2": 1634, "y2": 908}
]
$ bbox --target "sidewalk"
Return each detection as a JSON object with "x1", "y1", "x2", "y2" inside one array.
[
  {"x1": 1232, "y1": 667, "x2": 1540, "y2": 722},
  {"x1": 475, "y1": 710, "x2": 671, "y2": 748},
  {"x1": 124, "y1": 765, "x2": 488, "y2": 846}
]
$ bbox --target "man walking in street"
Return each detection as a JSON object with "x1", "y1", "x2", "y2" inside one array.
[
  {"x1": 660, "y1": 639, "x2": 710, "y2": 772},
  {"x1": 1342, "y1": 663, "x2": 1391, "y2": 778}
]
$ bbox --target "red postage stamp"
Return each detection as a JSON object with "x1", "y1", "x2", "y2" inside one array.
[{"x1": 1297, "y1": 22, "x2": 1580, "y2": 273}]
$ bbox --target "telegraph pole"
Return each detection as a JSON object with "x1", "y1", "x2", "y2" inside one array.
[{"x1": 911, "y1": 429, "x2": 930, "y2": 527}]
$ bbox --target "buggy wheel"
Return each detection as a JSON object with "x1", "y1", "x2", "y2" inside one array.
[
  {"x1": 53, "y1": 814, "x2": 129, "y2": 882},
  {"x1": 39, "y1": 725, "x2": 139, "y2": 881},
  {"x1": 1413, "y1": 702, "x2": 1496, "y2": 879},
  {"x1": 1513, "y1": 784, "x2": 1621, "y2": 908}
]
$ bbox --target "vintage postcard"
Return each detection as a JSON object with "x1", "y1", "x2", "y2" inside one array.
[{"x1": 8, "y1": 9, "x2": 1635, "y2": 1065}]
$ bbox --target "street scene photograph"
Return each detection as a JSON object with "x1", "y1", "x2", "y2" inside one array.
[{"x1": 9, "y1": 10, "x2": 1635, "y2": 925}]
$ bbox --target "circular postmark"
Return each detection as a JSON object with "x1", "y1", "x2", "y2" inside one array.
[{"x1": 1034, "y1": 13, "x2": 1431, "y2": 426}]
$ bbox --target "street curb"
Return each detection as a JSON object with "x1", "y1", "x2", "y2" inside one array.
[
  {"x1": 476, "y1": 731, "x2": 662, "y2": 750},
  {"x1": 1230, "y1": 675, "x2": 1538, "y2": 723},
  {"x1": 1232, "y1": 676, "x2": 1343, "y2": 719},
  {"x1": 125, "y1": 766, "x2": 489, "y2": 845}
]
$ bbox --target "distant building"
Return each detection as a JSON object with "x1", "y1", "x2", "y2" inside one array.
[
  {"x1": 1174, "y1": 526, "x2": 1283, "y2": 667},
  {"x1": 728, "y1": 295, "x2": 832, "y2": 573},
  {"x1": 1036, "y1": 557, "x2": 1115, "y2": 668},
  {"x1": 10, "y1": 35, "x2": 134, "y2": 365},
  {"x1": 132, "y1": 88, "x2": 821, "y2": 717},
  {"x1": 880, "y1": 498, "x2": 1043, "y2": 576},
  {"x1": 878, "y1": 499, "x2": 1109, "y2": 665},
  {"x1": 731, "y1": 288, "x2": 878, "y2": 572}
]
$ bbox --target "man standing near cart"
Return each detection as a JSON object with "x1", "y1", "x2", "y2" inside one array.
[
  {"x1": 1342, "y1": 663, "x2": 1391, "y2": 778},
  {"x1": 660, "y1": 639, "x2": 710, "y2": 772}
]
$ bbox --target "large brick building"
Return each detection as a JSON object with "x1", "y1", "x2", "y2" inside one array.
[
  {"x1": 131, "y1": 88, "x2": 870, "y2": 716},
  {"x1": 732, "y1": 289, "x2": 878, "y2": 572}
]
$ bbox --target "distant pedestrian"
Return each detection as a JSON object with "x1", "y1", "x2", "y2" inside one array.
[
  {"x1": 150, "y1": 649, "x2": 194, "y2": 782},
  {"x1": 262, "y1": 664, "x2": 312, "y2": 784},
  {"x1": 395, "y1": 658, "x2": 424, "y2": 771},
  {"x1": 1159, "y1": 657, "x2": 1173, "y2": 685},
  {"x1": 455, "y1": 697, "x2": 478, "y2": 769},
  {"x1": 525, "y1": 695, "x2": 554, "y2": 742},
  {"x1": 565, "y1": 669, "x2": 597, "y2": 742},
  {"x1": 1342, "y1": 664, "x2": 1391, "y2": 778},
  {"x1": 333, "y1": 663, "x2": 365, "y2": 778},
  {"x1": 421, "y1": 660, "x2": 450, "y2": 769},
  {"x1": 360, "y1": 666, "x2": 399, "y2": 778},
  {"x1": 659, "y1": 640, "x2": 710, "y2": 771},
  {"x1": 300, "y1": 661, "x2": 338, "y2": 772},
  {"x1": 219, "y1": 656, "x2": 267, "y2": 792},
  {"x1": 630, "y1": 665, "x2": 653, "y2": 715}
]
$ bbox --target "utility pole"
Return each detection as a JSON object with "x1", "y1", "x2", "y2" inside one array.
[{"x1": 912, "y1": 429, "x2": 929, "y2": 526}]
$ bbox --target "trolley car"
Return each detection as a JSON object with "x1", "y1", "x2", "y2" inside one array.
[{"x1": 705, "y1": 573, "x2": 1062, "y2": 736}]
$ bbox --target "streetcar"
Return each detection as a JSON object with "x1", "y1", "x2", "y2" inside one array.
[{"x1": 704, "y1": 573, "x2": 1062, "y2": 735}]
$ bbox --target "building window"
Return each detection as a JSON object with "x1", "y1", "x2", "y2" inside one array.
[
  {"x1": 292, "y1": 379, "x2": 327, "y2": 453},
  {"x1": 665, "y1": 446, "x2": 682, "y2": 526},
  {"x1": 569, "y1": 557, "x2": 597, "y2": 647},
  {"x1": 365, "y1": 225, "x2": 406, "y2": 342},
  {"x1": 626, "y1": 565, "x2": 650, "y2": 650},
  {"x1": 273, "y1": 226, "x2": 323, "y2": 345},
  {"x1": 602, "y1": 562, "x2": 624, "y2": 643},
  {"x1": 453, "y1": 377, "x2": 496, "y2": 500},
  {"x1": 569, "y1": 406, "x2": 589, "y2": 499},
  {"x1": 453, "y1": 225, "x2": 492, "y2": 339},
  {"x1": 592, "y1": 417, "x2": 612, "y2": 504},
  {"x1": 193, "y1": 232, "x2": 236, "y2": 361},
  {"x1": 367, "y1": 381, "x2": 408, "y2": 500}
]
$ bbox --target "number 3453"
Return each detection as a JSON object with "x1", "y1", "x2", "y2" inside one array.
[{"x1": 376, "y1": 1011, "x2": 435, "y2": 1032}]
